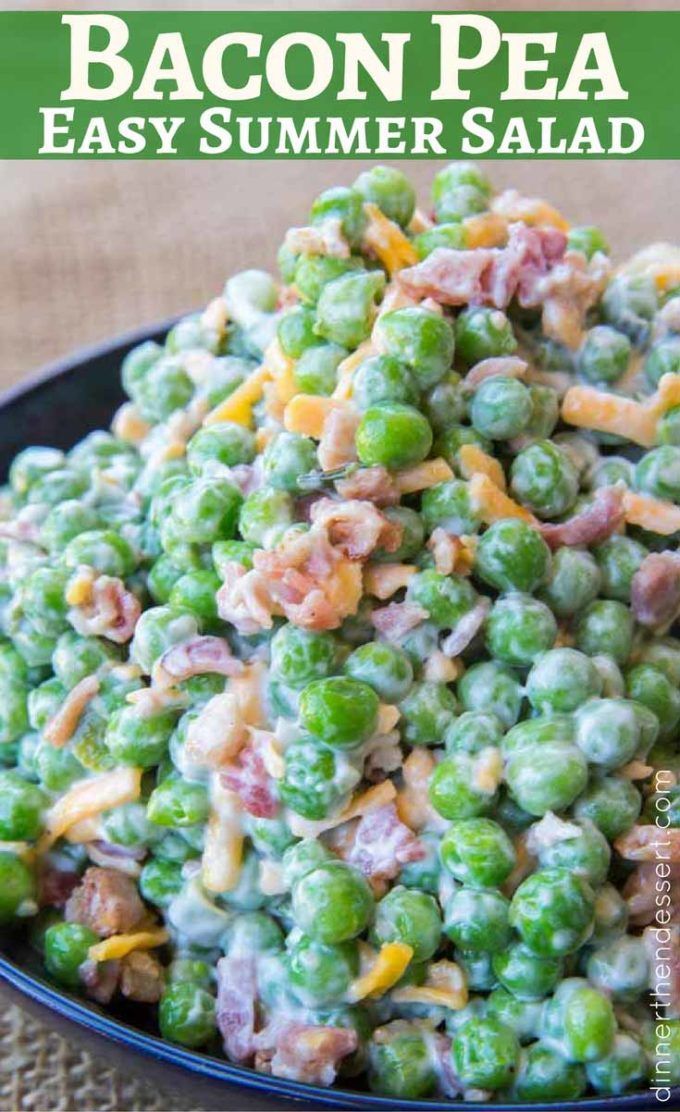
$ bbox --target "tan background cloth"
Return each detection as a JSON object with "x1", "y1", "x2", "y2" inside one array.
[{"x1": 1, "y1": 0, "x2": 680, "y2": 1109}]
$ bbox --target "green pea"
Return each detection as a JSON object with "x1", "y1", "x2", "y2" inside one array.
[
  {"x1": 170, "y1": 476, "x2": 242, "y2": 546},
  {"x1": 407, "y1": 570, "x2": 477, "y2": 631},
  {"x1": 294, "y1": 342, "x2": 346, "y2": 396},
  {"x1": 0, "y1": 771, "x2": 45, "y2": 841},
  {"x1": 133, "y1": 355, "x2": 194, "y2": 424},
  {"x1": 287, "y1": 932, "x2": 359, "y2": 1006},
  {"x1": 399, "y1": 681, "x2": 458, "y2": 747},
  {"x1": 435, "y1": 182, "x2": 488, "y2": 222},
  {"x1": 458, "y1": 661, "x2": 523, "y2": 728},
  {"x1": 26, "y1": 468, "x2": 88, "y2": 508},
  {"x1": 626, "y1": 662, "x2": 680, "y2": 738},
  {"x1": 637, "y1": 635, "x2": 680, "y2": 685},
  {"x1": 64, "y1": 529, "x2": 136, "y2": 578},
  {"x1": 187, "y1": 422, "x2": 255, "y2": 475},
  {"x1": 539, "y1": 547, "x2": 601, "y2": 618},
  {"x1": 572, "y1": 775, "x2": 641, "y2": 840},
  {"x1": 440, "y1": 818, "x2": 515, "y2": 888},
  {"x1": 356, "y1": 403, "x2": 432, "y2": 470},
  {"x1": 41, "y1": 500, "x2": 102, "y2": 552},
  {"x1": 168, "y1": 957, "x2": 213, "y2": 989},
  {"x1": 279, "y1": 739, "x2": 355, "y2": 820},
  {"x1": 276, "y1": 306, "x2": 319, "y2": 361},
  {"x1": 560, "y1": 983, "x2": 617, "y2": 1063},
  {"x1": 351, "y1": 355, "x2": 418, "y2": 410},
  {"x1": 131, "y1": 606, "x2": 198, "y2": 674},
  {"x1": 527, "y1": 648, "x2": 602, "y2": 714},
  {"x1": 456, "y1": 307, "x2": 517, "y2": 365},
  {"x1": 471, "y1": 376, "x2": 532, "y2": 441},
  {"x1": 445, "y1": 711, "x2": 503, "y2": 755},
  {"x1": 315, "y1": 270, "x2": 385, "y2": 350},
  {"x1": 437, "y1": 424, "x2": 491, "y2": 469},
  {"x1": 292, "y1": 861, "x2": 373, "y2": 944},
  {"x1": 106, "y1": 705, "x2": 177, "y2": 769},
  {"x1": 520, "y1": 383, "x2": 560, "y2": 444},
  {"x1": 602, "y1": 274, "x2": 657, "y2": 344},
  {"x1": 368, "y1": 1025, "x2": 436, "y2": 1099},
  {"x1": 592, "y1": 883, "x2": 629, "y2": 944},
  {"x1": 657, "y1": 404, "x2": 680, "y2": 445},
  {"x1": 429, "y1": 750, "x2": 498, "y2": 820},
  {"x1": 635, "y1": 445, "x2": 680, "y2": 503},
  {"x1": 344, "y1": 641, "x2": 413, "y2": 702},
  {"x1": 238, "y1": 487, "x2": 292, "y2": 548},
  {"x1": 159, "y1": 982, "x2": 216, "y2": 1048},
  {"x1": 493, "y1": 942, "x2": 563, "y2": 1001},
  {"x1": 486, "y1": 988, "x2": 542, "y2": 1044},
  {"x1": 52, "y1": 632, "x2": 121, "y2": 690},
  {"x1": 486, "y1": 593, "x2": 556, "y2": 667},
  {"x1": 212, "y1": 540, "x2": 255, "y2": 576},
  {"x1": 506, "y1": 743, "x2": 588, "y2": 816},
  {"x1": 375, "y1": 307, "x2": 455, "y2": 389},
  {"x1": 399, "y1": 831, "x2": 441, "y2": 894},
  {"x1": 374, "y1": 506, "x2": 425, "y2": 564},
  {"x1": 18, "y1": 566, "x2": 70, "y2": 639},
  {"x1": 295, "y1": 255, "x2": 364, "y2": 305},
  {"x1": 270, "y1": 624, "x2": 338, "y2": 689},
  {"x1": 102, "y1": 801, "x2": 159, "y2": 849},
  {"x1": 453, "y1": 1016, "x2": 519, "y2": 1090},
  {"x1": 575, "y1": 599, "x2": 633, "y2": 666},
  {"x1": 423, "y1": 373, "x2": 467, "y2": 433},
  {"x1": 513, "y1": 1042, "x2": 586, "y2": 1101},
  {"x1": 586, "y1": 1033, "x2": 646, "y2": 1095},
  {"x1": 168, "y1": 569, "x2": 220, "y2": 626},
  {"x1": 43, "y1": 921, "x2": 99, "y2": 987},
  {"x1": 282, "y1": 839, "x2": 334, "y2": 888},
  {"x1": 475, "y1": 519, "x2": 551, "y2": 593},
  {"x1": 536, "y1": 818, "x2": 611, "y2": 887},
  {"x1": 454, "y1": 948, "x2": 497, "y2": 992},
  {"x1": 354, "y1": 165, "x2": 415, "y2": 228},
  {"x1": 589, "y1": 455, "x2": 635, "y2": 489},
  {"x1": 9, "y1": 446, "x2": 65, "y2": 497},
  {"x1": 644, "y1": 334, "x2": 680, "y2": 387},
  {"x1": 567, "y1": 225, "x2": 609, "y2": 259},
  {"x1": 444, "y1": 886, "x2": 511, "y2": 953},
  {"x1": 262, "y1": 432, "x2": 317, "y2": 492},
  {"x1": 147, "y1": 777, "x2": 210, "y2": 827},
  {"x1": 587, "y1": 935, "x2": 649, "y2": 1002},
  {"x1": 510, "y1": 868, "x2": 595, "y2": 957},
  {"x1": 34, "y1": 741, "x2": 83, "y2": 792},
  {"x1": 574, "y1": 697, "x2": 641, "y2": 770},
  {"x1": 510, "y1": 440, "x2": 579, "y2": 519},
  {"x1": 311, "y1": 184, "x2": 366, "y2": 246},
  {"x1": 421, "y1": 479, "x2": 479, "y2": 535},
  {"x1": 413, "y1": 222, "x2": 466, "y2": 258},
  {"x1": 299, "y1": 676, "x2": 378, "y2": 749},
  {"x1": 433, "y1": 161, "x2": 492, "y2": 203},
  {"x1": 578, "y1": 325, "x2": 631, "y2": 384},
  {"x1": 372, "y1": 885, "x2": 441, "y2": 962},
  {"x1": 247, "y1": 814, "x2": 296, "y2": 859}
]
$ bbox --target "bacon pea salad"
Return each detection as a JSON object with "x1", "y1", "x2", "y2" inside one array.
[{"x1": 0, "y1": 164, "x2": 679, "y2": 1102}]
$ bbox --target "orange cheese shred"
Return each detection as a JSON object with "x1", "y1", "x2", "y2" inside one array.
[
  {"x1": 468, "y1": 473, "x2": 536, "y2": 525},
  {"x1": 458, "y1": 443, "x2": 507, "y2": 492}
]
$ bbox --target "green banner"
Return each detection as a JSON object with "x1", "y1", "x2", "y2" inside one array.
[{"x1": 0, "y1": 10, "x2": 678, "y2": 158}]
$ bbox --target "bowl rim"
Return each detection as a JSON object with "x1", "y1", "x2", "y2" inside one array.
[{"x1": 0, "y1": 322, "x2": 672, "y2": 1112}]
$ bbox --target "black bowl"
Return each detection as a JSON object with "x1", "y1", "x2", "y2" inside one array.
[{"x1": 0, "y1": 324, "x2": 670, "y2": 1112}]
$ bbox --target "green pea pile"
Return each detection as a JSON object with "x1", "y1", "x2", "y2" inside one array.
[{"x1": 0, "y1": 163, "x2": 679, "y2": 1102}]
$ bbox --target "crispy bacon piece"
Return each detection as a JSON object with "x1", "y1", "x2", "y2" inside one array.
[
  {"x1": 432, "y1": 1033, "x2": 464, "y2": 1099},
  {"x1": 311, "y1": 498, "x2": 401, "y2": 560},
  {"x1": 220, "y1": 742, "x2": 278, "y2": 819},
  {"x1": 266, "y1": 1024, "x2": 358, "y2": 1086},
  {"x1": 346, "y1": 803, "x2": 425, "y2": 881},
  {"x1": 38, "y1": 864, "x2": 80, "y2": 909},
  {"x1": 440, "y1": 598, "x2": 490, "y2": 657},
  {"x1": 318, "y1": 406, "x2": 360, "y2": 472},
  {"x1": 427, "y1": 528, "x2": 460, "y2": 576},
  {"x1": 398, "y1": 245, "x2": 494, "y2": 305},
  {"x1": 69, "y1": 575, "x2": 141, "y2": 644},
  {"x1": 643, "y1": 925, "x2": 680, "y2": 1018},
  {"x1": 371, "y1": 601, "x2": 428, "y2": 642},
  {"x1": 615, "y1": 823, "x2": 680, "y2": 862},
  {"x1": 217, "y1": 955, "x2": 258, "y2": 1064},
  {"x1": 335, "y1": 466, "x2": 399, "y2": 507},
  {"x1": 120, "y1": 950, "x2": 164, "y2": 1003},
  {"x1": 65, "y1": 867, "x2": 145, "y2": 938},
  {"x1": 216, "y1": 562, "x2": 276, "y2": 636},
  {"x1": 531, "y1": 249, "x2": 611, "y2": 349},
  {"x1": 152, "y1": 635, "x2": 243, "y2": 688},
  {"x1": 79, "y1": 958, "x2": 121, "y2": 1004},
  {"x1": 285, "y1": 218, "x2": 349, "y2": 259},
  {"x1": 43, "y1": 674, "x2": 100, "y2": 748},
  {"x1": 631, "y1": 552, "x2": 680, "y2": 628},
  {"x1": 254, "y1": 529, "x2": 362, "y2": 631},
  {"x1": 539, "y1": 486, "x2": 625, "y2": 549},
  {"x1": 463, "y1": 356, "x2": 528, "y2": 392},
  {"x1": 624, "y1": 862, "x2": 680, "y2": 926}
]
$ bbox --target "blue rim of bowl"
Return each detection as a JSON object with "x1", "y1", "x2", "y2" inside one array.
[{"x1": 0, "y1": 322, "x2": 673, "y2": 1112}]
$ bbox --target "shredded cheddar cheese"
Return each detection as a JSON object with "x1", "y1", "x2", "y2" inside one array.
[
  {"x1": 202, "y1": 775, "x2": 244, "y2": 894},
  {"x1": 361, "y1": 203, "x2": 418, "y2": 275},
  {"x1": 347, "y1": 942, "x2": 413, "y2": 1001},
  {"x1": 88, "y1": 928, "x2": 169, "y2": 964},
  {"x1": 394, "y1": 458, "x2": 453, "y2": 495},
  {"x1": 561, "y1": 385, "x2": 656, "y2": 448},
  {"x1": 391, "y1": 960, "x2": 468, "y2": 1011},
  {"x1": 363, "y1": 563, "x2": 417, "y2": 600},
  {"x1": 458, "y1": 443, "x2": 507, "y2": 492},
  {"x1": 622, "y1": 490, "x2": 680, "y2": 535},
  {"x1": 203, "y1": 364, "x2": 271, "y2": 427},
  {"x1": 283, "y1": 393, "x2": 339, "y2": 438},
  {"x1": 463, "y1": 211, "x2": 508, "y2": 249},
  {"x1": 37, "y1": 768, "x2": 142, "y2": 854},
  {"x1": 468, "y1": 472, "x2": 537, "y2": 525}
]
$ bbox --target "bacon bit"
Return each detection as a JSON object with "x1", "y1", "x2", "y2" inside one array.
[
  {"x1": 65, "y1": 867, "x2": 145, "y2": 939},
  {"x1": 432, "y1": 1033, "x2": 464, "y2": 1098},
  {"x1": 285, "y1": 217, "x2": 350, "y2": 259},
  {"x1": 318, "y1": 405, "x2": 360, "y2": 471},
  {"x1": 120, "y1": 950, "x2": 164, "y2": 1003},
  {"x1": 311, "y1": 498, "x2": 401, "y2": 560},
  {"x1": 615, "y1": 824, "x2": 680, "y2": 863},
  {"x1": 625, "y1": 862, "x2": 680, "y2": 926},
  {"x1": 254, "y1": 529, "x2": 362, "y2": 631},
  {"x1": 284, "y1": 393, "x2": 338, "y2": 439},
  {"x1": 371, "y1": 600, "x2": 428, "y2": 642},
  {"x1": 441, "y1": 598, "x2": 491, "y2": 657},
  {"x1": 361, "y1": 202, "x2": 418, "y2": 275},
  {"x1": 562, "y1": 385, "x2": 656, "y2": 448},
  {"x1": 217, "y1": 954, "x2": 258, "y2": 1063},
  {"x1": 69, "y1": 574, "x2": 141, "y2": 644},
  {"x1": 346, "y1": 803, "x2": 425, "y2": 881},
  {"x1": 426, "y1": 528, "x2": 475, "y2": 578},
  {"x1": 392, "y1": 959, "x2": 468, "y2": 1011},
  {"x1": 424, "y1": 651, "x2": 462, "y2": 684},
  {"x1": 111, "y1": 402, "x2": 150, "y2": 444},
  {"x1": 620, "y1": 760, "x2": 654, "y2": 781},
  {"x1": 185, "y1": 692, "x2": 248, "y2": 770},
  {"x1": 287, "y1": 780, "x2": 397, "y2": 840},
  {"x1": 631, "y1": 552, "x2": 680, "y2": 628},
  {"x1": 492, "y1": 188, "x2": 570, "y2": 232},
  {"x1": 538, "y1": 250, "x2": 612, "y2": 348},
  {"x1": 540, "y1": 485, "x2": 625, "y2": 549},
  {"x1": 348, "y1": 941, "x2": 414, "y2": 1001},
  {"x1": 458, "y1": 443, "x2": 506, "y2": 492},
  {"x1": 204, "y1": 364, "x2": 271, "y2": 428},
  {"x1": 267, "y1": 1024, "x2": 358, "y2": 1086},
  {"x1": 399, "y1": 246, "x2": 493, "y2": 305},
  {"x1": 463, "y1": 211, "x2": 508, "y2": 249},
  {"x1": 38, "y1": 864, "x2": 79, "y2": 910},
  {"x1": 216, "y1": 562, "x2": 276, "y2": 636},
  {"x1": 463, "y1": 356, "x2": 528, "y2": 393},
  {"x1": 87, "y1": 841, "x2": 143, "y2": 879},
  {"x1": 623, "y1": 490, "x2": 680, "y2": 536},
  {"x1": 364, "y1": 563, "x2": 417, "y2": 601},
  {"x1": 468, "y1": 472, "x2": 536, "y2": 525},
  {"x1": 335, "y1": 465, "x2": 399, "y2": 506},
  {"x1": 79, "y1": 958, "x2": 121, "y2": 1004},
  {"x1": 393, "y1": 457, "x2": 453, "y2": 495},
  {"x1": 152, "y1": 635, "x2": 243, "y2": 689},
  {"x1": 396, "y1": 749, "x2": 438, "y2": 831},
  {"x1": 221, "y1": 742, "x2": 278, "y2": 819},
  {"x1": 43, "y1": 674, "x2": 100, "y2": 748}
]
